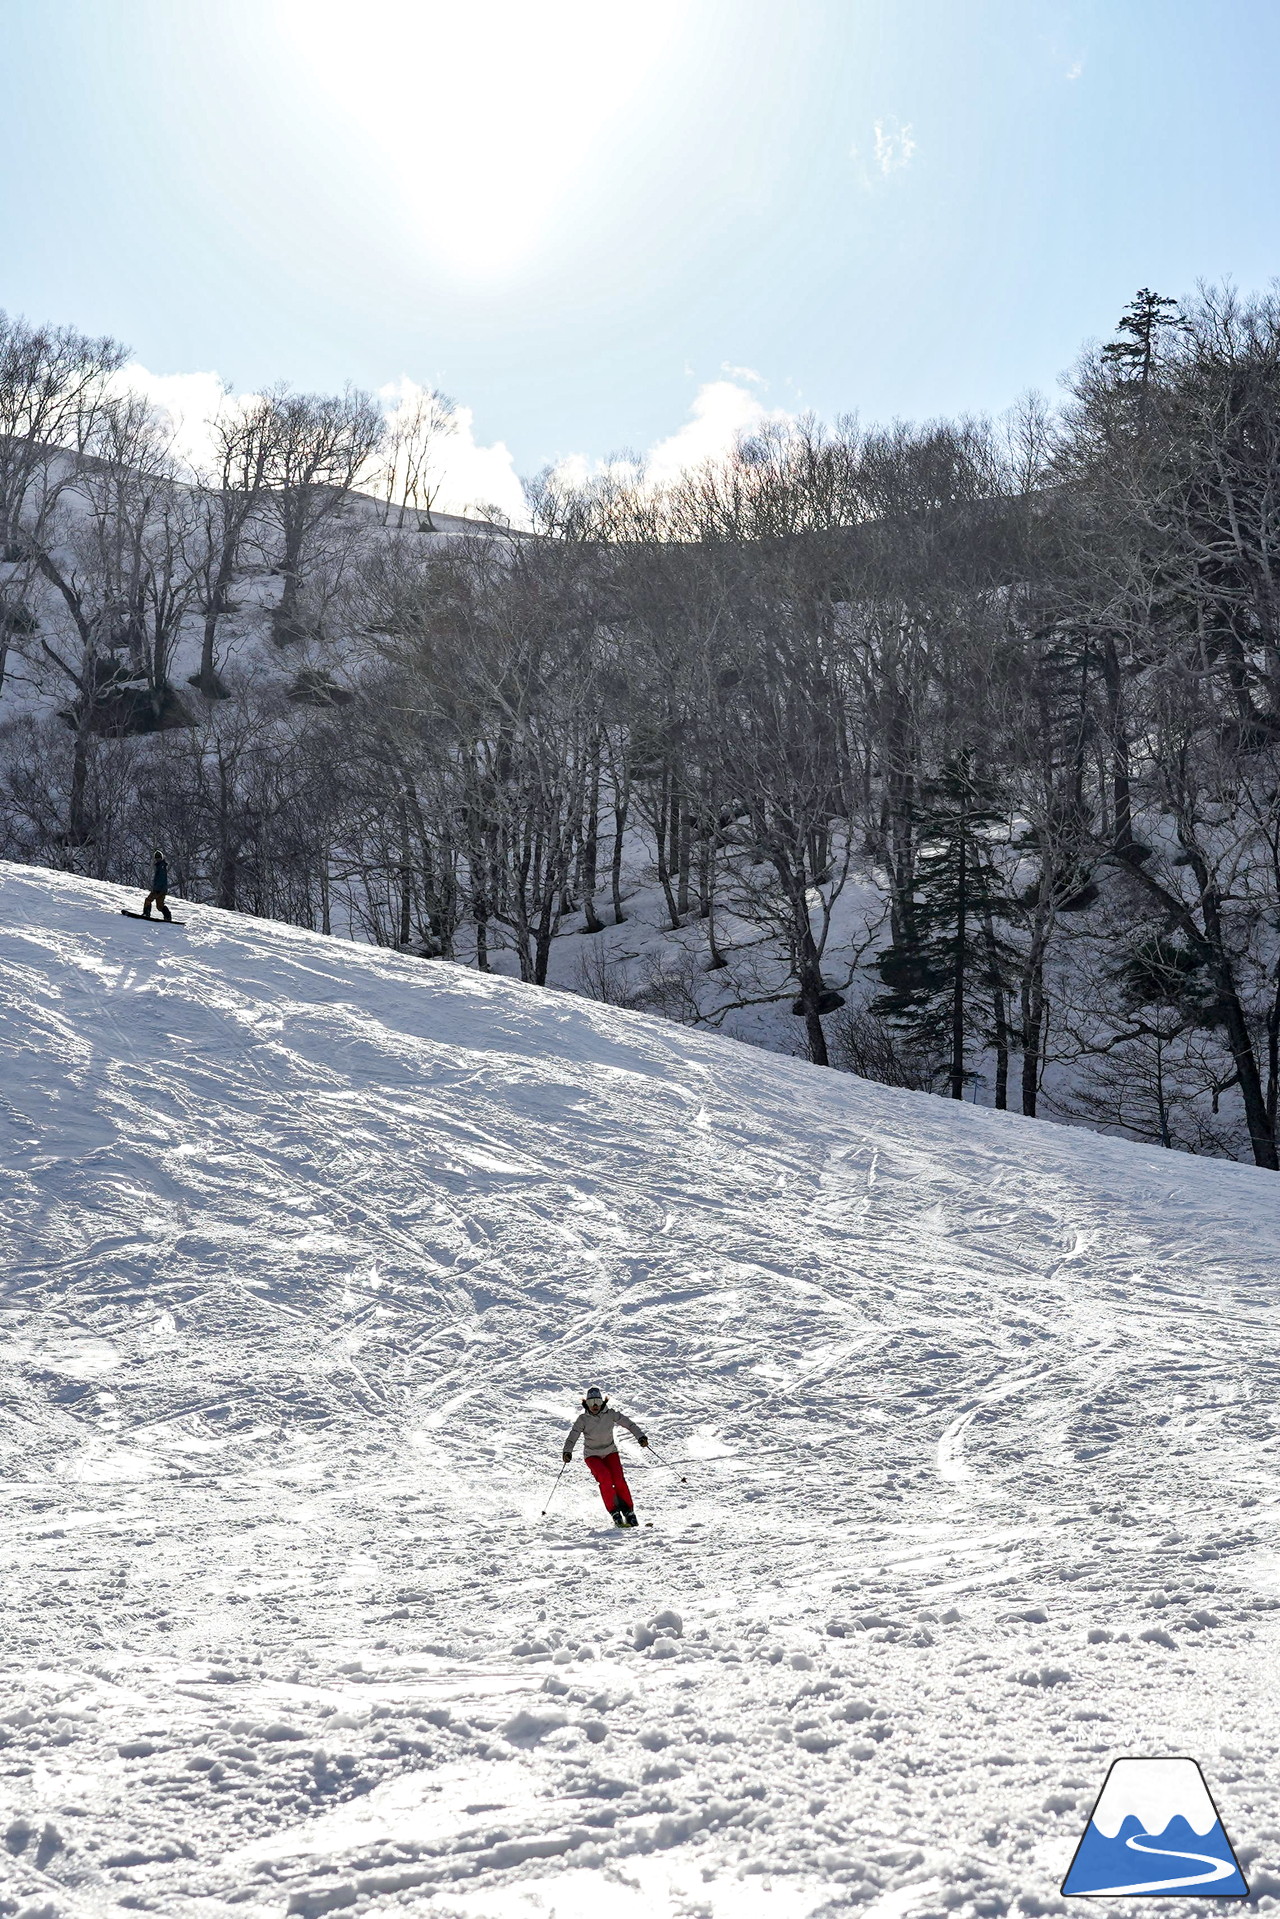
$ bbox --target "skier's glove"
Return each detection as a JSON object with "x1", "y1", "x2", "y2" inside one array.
[
  {"x1": 562, "y1": 1450, "x2": 573, "y2": 1464},
  {"x1": 638, "y1": 1434, "x2": 649, "y2": 1447}
]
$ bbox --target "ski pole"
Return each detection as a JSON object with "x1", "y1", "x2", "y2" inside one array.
[
  {"x1": 540, "y1": 1460, "x2": 571, "y2": 1517},
  {"x1": 642, "y1": 1446, "x2": 686, "y2": 1484}
]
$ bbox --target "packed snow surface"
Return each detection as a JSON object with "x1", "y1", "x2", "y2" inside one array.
[{"x1": 3, "y1": 861, "x2": 1280, "y2": 1919}]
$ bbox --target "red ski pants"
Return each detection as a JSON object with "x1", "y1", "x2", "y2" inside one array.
[{"x1": 586, "y1": 1451, "x2": 633, "y2": 1512}]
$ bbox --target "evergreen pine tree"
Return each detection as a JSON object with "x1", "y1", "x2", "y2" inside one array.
[
  {"x1": 873, "y1": 753, "x2": 1017, "y2": 1101},
  {"x1": 1101, "y1": 288, "x2": 1185, "y2": 416}
]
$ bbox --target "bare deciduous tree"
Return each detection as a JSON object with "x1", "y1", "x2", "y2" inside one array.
[
  {"x1": 261, "y1": 386, "x2": 382, "y2": 646},
  {"x1": 377, "y1": 385, "x2": 458, "y2": 533}
]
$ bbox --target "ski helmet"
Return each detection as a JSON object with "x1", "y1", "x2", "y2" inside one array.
[{"x1": 583, "y1": 1385, "x2": 607, "y2": 1410}]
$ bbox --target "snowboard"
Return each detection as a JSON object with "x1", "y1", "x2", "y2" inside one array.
[{"x1": 121, "y1": 910, "x2": 185, "y2": 925}]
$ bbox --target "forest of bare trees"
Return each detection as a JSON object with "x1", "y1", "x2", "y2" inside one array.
[{"x1": 4, "y1": 286, "x2": 1280, "y2": 1168}]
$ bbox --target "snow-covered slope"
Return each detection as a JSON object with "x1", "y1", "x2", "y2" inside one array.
[{"x1": 2, "y1": 861, "x2": 1279, "y2": 1919}]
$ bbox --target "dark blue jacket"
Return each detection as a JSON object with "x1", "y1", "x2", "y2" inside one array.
[{"x1": 152, "y1": 856, "x2": 168, "y2": 892}]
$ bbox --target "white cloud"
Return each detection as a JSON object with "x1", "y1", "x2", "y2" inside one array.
[
  {"x1": 544, "y1": 379, "x2": 798, "y2": 504},
  {"x1": 720, "y1": 362, "x2": 764, "y2": 385},
  {"x1": 872, "y1": 117, "x2": 916, "y2": 177},
  {"x1": 543, "y1": 451, "x2": 600, "y2": 494},
  {"x1": 376, "y1": 377, "x2": 526, "y2": 524},
  {"x1": 644, "y1": 379, "x2": 791, "y2": 488},
  {"x1": 112, "y1": 368, "x2": 796, "y2": 534},
  {"x1": 430, "y1": 409, "x2": 526, "y2": 524},
  {"x1": 114, "y1": 364, "x2": 239, "y2": 476},
  {"x1": 114, "y1": 364, "x2": 527, "y2": 526},
  {"x1": 1066, "y1": 59, "x2": 1083, "y2": 80}
]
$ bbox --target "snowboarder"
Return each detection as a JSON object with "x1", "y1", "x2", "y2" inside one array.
[
  {"x1": 563, "y1": 1386, "x2": 648, "y2": 1527},
  {"x1": 141, "y1": 848, "x2": 172, "y2": 922}
]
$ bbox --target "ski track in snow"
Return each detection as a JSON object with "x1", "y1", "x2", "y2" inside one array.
[{"x1": 2, "y1": 862, "x2": 1280, "y2": 1918}]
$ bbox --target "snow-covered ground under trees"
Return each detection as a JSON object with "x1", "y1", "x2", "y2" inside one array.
[{"x1": 3, "y1": 861, "x2": 1280, "y2": 1919}]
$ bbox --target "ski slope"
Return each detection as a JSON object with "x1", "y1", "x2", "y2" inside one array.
[{"x1": 2, "y1": 861, "x2": 1280, "y2": 1919}]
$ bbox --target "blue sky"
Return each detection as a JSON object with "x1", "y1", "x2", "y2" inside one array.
[{"x1": 2, "y1": 0, "x2": 1279, "y2": 506}]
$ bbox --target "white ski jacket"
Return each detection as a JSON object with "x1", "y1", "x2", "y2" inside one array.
[{"x1": 564, "y1": 1404, "x2": 645, "y2": 1459}]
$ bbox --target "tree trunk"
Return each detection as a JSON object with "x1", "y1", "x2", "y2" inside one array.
[
  {"x1": 510, "y1": 826, "x2": 536, "y2": 982},
  {"x1": 533, "y1": 865, "x2": 564, "y2": 985},
  {"x1": 1120, "y1": 840, "x2": 1278, "y2": 1170},
  {"x1": 197, "y1": 544, "x2": 237, "y2": 696},
  {"x1": 701, "y1": 829, "x2": 727, "y2": 969},
  {"x1": 67, "y1": 720, "x2": 93, "y2": 850},
  {"x1": 1199, "y1": 885, "x2": 1278, "y2": 1168},
  {"x1": 676, "y1": 801, "x2": 692, "y2": 916},
  {"x1": 215, "y1": 750, "x2": 238, "y2": 909},
  {"x1": 795, "y1": 911, "x2": 830, "y2": 1068},
  {"x1": 980, "y1": 899, "x2": 1008, "y2": 1110},
  {"x1": 1154, "y1": 1034, "x2": 1172, "y2": 1149},
  {"x1": 1019, "y1": 920, "x2": 1049, "y2": 1118},
  {"x1": 397, "y1": 798, "x2": 413, "y2": 946},
  {"x1": 472, "y1": 839, "x2": 491, "y2": 971},
  {"x1": 1101, "y1": 636, "x2": 1134, "y2": 852},
  {"x1": 217, "y1": 845, "x2": 237, "y2": 912},
  {"x1": 272, "y1": 517, "x2": 306, "y2": 645},
  {"x1": 653, "y1": 767, "x2": 680, "y2": 929},
  {"x1": 196, "y1": 604, "x2": 230, "y2": 698},
  {"x1": 804, "y1": 999, "x2": 830, "y2": 1067},
  {"x1": 610, "y1": 782, "x2": 628, "y2": 925},
  {"x1": 950, "y1": 827, "x2": 966, "y2": 1099},
  {"x1": 580, "y1": 746, "x2": 604, "y2": 933}
]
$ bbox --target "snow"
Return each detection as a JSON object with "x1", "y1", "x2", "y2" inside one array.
[
  {"x1": 0, "y1": 483, "x2": 515, "y2": 736},
  {"x1": 3, "y1": 859, "x2": 1280, "y2": 1918}
]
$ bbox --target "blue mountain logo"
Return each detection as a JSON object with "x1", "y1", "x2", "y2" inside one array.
[{"x1": 1062, "y1": 1758, "x2": 1247, "y2": 1897}]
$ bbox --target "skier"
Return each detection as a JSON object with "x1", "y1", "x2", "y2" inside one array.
[
  {"x1": 563, "y1": 1386, "x2": 648, "y2": 1527},
  {"x1": 141, "y1": 848, "x2": 172, "y2": 922}
]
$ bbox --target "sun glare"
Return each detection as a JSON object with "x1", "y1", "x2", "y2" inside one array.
[{"x1": 278, "y1": 0, "x2": 683, "y2": 277}]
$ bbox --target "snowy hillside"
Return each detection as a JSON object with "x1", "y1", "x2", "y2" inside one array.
[
  {"x1": 3, "y1": 860, "x2": 1280, "y2": 1919},
  {"x1": 0, "y1": 483, "x2": 511, "y2": 730}
]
